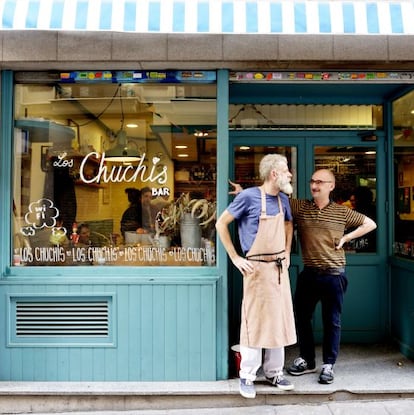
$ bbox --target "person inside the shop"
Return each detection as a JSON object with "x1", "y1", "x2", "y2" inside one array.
[
  {"x1": 347, "y1": 195, "x2": 356, "y2": 209},
  {"x1": 346, "y1": 186, "x2": 377, "y2": 252},
  {"x1": 120, "y1": 188, "x2": 143, "y2": 238},
  {"x1": 216, "y1": 154, "x2": 297, "y2": 399},
  {"x1": 141, "y1": 186, "x2": 159, "y2": 233},
  {"x1": 339, "y1": 191, "x2": 356, "y2": 209},
  {"x1": 77, "y1": 223, "x2": 92, "y2": 246}
]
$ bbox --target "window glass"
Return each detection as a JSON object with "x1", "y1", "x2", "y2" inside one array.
[
  {"x1": 229, "y1": 104, "x2": 382, "y2": 129},
  {"x1": 13, "y1": 71, "x2": 217, "y2": 267},
  {"x1": 234, "y1": 145, "x2": 297, "y2": 198},
  {"x1": 315, "y1": 146, "x2": 377, "y2": 253},
  {"x1": 393, "y1": 90, "x2": 414, "y2": 258}
]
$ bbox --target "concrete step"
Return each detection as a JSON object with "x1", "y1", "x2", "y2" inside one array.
[{"x1": 0, "y1": 344, "x2": 413, "y2": 414}]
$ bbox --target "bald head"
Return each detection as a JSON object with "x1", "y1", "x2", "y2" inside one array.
[
  {"x1": 314, "y1": 169, "x2": 335, "y2": 184},
  {"x1": 310, "y1": 169, "x2": 336, "y2": 205}
]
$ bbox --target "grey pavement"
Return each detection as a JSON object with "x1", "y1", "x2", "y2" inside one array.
[
  {"x1": 4, "y1": 344, "x2": 414, "y2": 414},
  {"x1": 18, "y1": 400, "x2": 414, "y2": 414}
]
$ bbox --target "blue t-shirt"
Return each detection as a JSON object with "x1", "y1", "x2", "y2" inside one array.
[{"x1": 227, "y1": 187, "x2": 293, "y2": 254}]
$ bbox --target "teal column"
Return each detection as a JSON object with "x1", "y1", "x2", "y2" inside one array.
[
  {"x1": 384, "y1": 99, "x2": 394, "y2": 255},
  {"x1": 0, "y1": 71, "x2": 13, "y2": 275},
  {"x1": 216, "y1": 69, "x2": 229, "y2": 379}
]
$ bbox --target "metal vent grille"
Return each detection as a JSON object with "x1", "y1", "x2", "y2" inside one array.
[{"x1": 15, "y1": 300, "x2": 109, "y2": 337}]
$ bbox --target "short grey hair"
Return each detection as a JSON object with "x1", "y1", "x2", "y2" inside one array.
[{"x1": 259, "y1": 154, "x2": 288, "y2": 181}]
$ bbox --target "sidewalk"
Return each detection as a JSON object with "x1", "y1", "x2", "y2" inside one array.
[
  {"x1": 18, "y1": 400, "x2": 414, "y2": 415},
  {"x1": 2, "y1": 343, "x2": 414, "y2": 414}
]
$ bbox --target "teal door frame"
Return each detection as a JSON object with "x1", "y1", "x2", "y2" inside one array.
[{"x1": 228, "y1": 130, "x2": 388, "y2": 353}]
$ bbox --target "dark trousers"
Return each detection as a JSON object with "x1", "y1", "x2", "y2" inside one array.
[{"x1": 294, "y1": 267, "x2": 348, "y2": 366}]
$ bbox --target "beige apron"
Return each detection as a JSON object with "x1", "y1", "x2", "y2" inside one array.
[{"x1": 239, "y1": 187, "x2": 297, "y2": 349}]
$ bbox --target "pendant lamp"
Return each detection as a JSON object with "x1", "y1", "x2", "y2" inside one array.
[
  {"x1": 105, "y1": 85, "x2": 141, "y2": 162},
  {"x1": 105, "y1": 129, "x2": 140, "y2": 162}
]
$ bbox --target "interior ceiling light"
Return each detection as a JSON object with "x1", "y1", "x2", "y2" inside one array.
[
  {"x1": 194, "y1": 130, "x2": 208, "y2": 137},
  {"x1": 365, "y1": 151, "x2": 376, "y2": 155},
  {"x1": 105, "y1": 86, "x2": 140, "y2": 162},
  {"x1": 175, "y1": 145, "x2": 188, "y2": 149},
  {"x1": 177, "y1": 153, "x2": 189, "y2": 158},
  {"x1": 126, "y1": 123, "x2": 138, "y2": 128},
  {"x1": 240, "y1": 146, "x2": 251, "y2": 150},
  {"x1": 105, "y1": 130, "x2": 141, "y2": 162}
]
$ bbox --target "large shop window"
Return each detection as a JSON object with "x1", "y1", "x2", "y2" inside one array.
[
  {"x1": 12, "y1": 71, "x2": 217, "y2": 267},
  {"x1": 394, "y1": 89, "x2": 414, "y2": 259}
]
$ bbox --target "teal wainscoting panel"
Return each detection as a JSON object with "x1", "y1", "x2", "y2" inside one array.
[
  {"x1": 390, "y1": 260, "x2": 414, "y2": 360},
  {"x1": 0, "y1": 278, "x2": 217, "y2": 381}
]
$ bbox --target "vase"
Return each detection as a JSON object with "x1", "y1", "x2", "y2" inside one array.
[
  {"x1": 180, "y1": 213, "x2": 201, "y2": 249},
  {"x1": 157, "y1": 235, "x2": 171, "y2": 249}
]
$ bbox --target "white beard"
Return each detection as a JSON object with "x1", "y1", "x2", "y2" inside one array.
[{"x1": 278, "y1": 178, "x2": 293, "y2": 195}]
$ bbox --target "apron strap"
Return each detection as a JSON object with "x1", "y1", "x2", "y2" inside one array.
[
  {"x1": 248, "y1": 188, "x2": 285, "y2": 283},
  {"x1": 246, "y1": 250, "x2": 285, "y2": 260},
  {"x1": 259, "y1": 186, "x2": 266, "y2": 215},
  {"x1": 246, "y1": 251, "x2": 286, "y2": 283},
  {"x1": 259, "y1": 186, "x2": 283, "y2": 216}
]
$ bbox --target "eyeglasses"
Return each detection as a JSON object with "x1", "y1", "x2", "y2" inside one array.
[{"x1": 309, "y1": 179, "x2": 333, "y2": 185}]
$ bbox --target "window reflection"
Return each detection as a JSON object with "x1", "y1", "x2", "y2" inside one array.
[
  {"x1": 234, "y1": 145, "x2": 297, "y2": 198},
  {"x1": 315, "y1": 146, "x2": 377, "y2": 253},
  {"x1": 393, "y1": 90, "x2": 414, "y2": 258},
  {"x1": 13, "y1": 73, "x2": 217, "y2": 267},
  {"x1": 229, "y1": 104, "x2": 383, "y2": 129}
]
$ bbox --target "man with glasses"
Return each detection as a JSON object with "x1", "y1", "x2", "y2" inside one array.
[
  {"x1": 287, "y1": 169, "x2": 376, "y2": 384},
  {"x1": 230, "y1": 168, "x2": 376, "y2": 385}
]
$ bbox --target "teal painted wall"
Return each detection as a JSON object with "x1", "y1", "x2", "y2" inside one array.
[
  {"x1": 0, "y1": 277, "x2": 218, "y2": 381},
  {"x1": 390, "y1": 259, "x2": 414, "y2": 360}
]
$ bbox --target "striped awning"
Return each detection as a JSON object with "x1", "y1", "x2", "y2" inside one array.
[{"x1": 1, "y1": 0, "x2": 413, "y2": 35}]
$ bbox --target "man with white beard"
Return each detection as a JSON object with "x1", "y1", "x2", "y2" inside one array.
[{"x1": 216, "y1": 154, "x2": 297, "y2": 399}]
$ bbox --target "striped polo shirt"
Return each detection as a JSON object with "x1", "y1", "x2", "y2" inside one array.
[{"x1": 290, "y1": 199, "x2": 366, "y2": 268}]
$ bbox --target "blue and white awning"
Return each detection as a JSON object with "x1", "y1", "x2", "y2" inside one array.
[{"x1": 1, "y1": 0, "x2": 413, "y2": 35}]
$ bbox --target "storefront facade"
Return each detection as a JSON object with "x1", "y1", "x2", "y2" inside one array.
[{"x1": 1, "y1": 0, "x2": 414, "y2": 381}]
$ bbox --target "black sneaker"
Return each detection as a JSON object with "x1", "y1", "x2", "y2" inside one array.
[
  {"x1": 266, "y1": 372, "x2": 294, "y2": 391},
  {"x1": 318, "y1": 364, "x2": 334, "y2": 384},
  {"x1": 287, "y1": 357, "x2": 317, "y2": 376}
]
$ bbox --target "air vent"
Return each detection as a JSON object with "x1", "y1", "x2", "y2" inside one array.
[
  {"x1": 8, "y1": 295, "x2": 114, "y2": 347},
  {"x1": 15, "y1": 300, "x2": 109, "y2": 337}
]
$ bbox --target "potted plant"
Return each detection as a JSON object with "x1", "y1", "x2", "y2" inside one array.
[{"x1": 155, "y1": 193, "x2": 216, "y2": 248}]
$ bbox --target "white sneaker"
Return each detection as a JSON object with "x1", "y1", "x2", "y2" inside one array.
[{"x1": 239, "y1": 378, "x2": 256, "y2": 399}]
